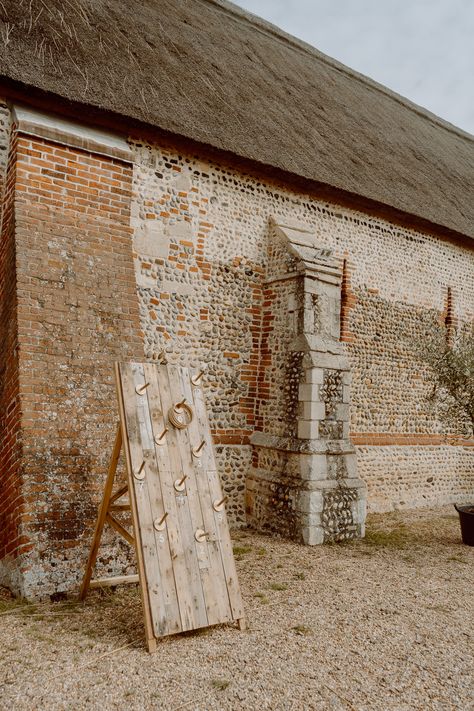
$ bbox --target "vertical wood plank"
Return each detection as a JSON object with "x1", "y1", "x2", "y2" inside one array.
[
  {"x1": 151, "y1": 364, "x2": 195, "y2": 631},
  {"x1": 170, "y1": 366, "x2": 223, "y2": 626},
  {"x1": 142, "y1": 362, "x2": 184, "y2": 634},
  {"x1": 132, "y1": 363, "x2": 176, "y2": 635},
  {"x1": 193, "y1": 382, "x2": 245, "y2": 621},
  {"x1": 180, "y1": 367, "x2": 233, "y2": 625},
  {"x1": 120, "y1": 363, "x2": 168, "y2": 638},
  {"x1": 115, "y1": 363, "x2": 157, "y2": 652},
  {"x1": 158, "y1": 364, "x2": 208, "y2": 630}
]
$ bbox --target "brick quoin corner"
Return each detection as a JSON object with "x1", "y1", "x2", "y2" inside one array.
[{"x1": 0, "y1": 128, "x2": 143, "y2": 597}]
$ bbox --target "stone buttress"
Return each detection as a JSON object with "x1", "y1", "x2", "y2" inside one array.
[{"x1": 246, "y1": 220, "x2": 366, "y2": 543}]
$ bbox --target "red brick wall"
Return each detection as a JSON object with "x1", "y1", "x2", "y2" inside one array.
[
  {"x1": 340, "y1": 257, "x2": 357, "y2": 343},
  {"x1": 1, "y1": 131, "x2": 142, "y2": 597},
  {"x1": 0, "y1": 130, "x2": 23, "y2": 567}
]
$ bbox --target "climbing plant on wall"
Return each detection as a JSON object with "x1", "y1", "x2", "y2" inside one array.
[{"x1": 420, "y1": 325, "x2": 474, "y2": 437}]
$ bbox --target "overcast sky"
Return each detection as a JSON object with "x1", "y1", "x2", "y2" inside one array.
[{"x1": 235, "y1": 0, "x2": 474, "y2": 135}]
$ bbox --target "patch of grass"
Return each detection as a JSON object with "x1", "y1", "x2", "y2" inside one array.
[
  {"x1": 212, "y1": 679, "x2": 230, "y2": 691},
  {"x1": 57, "y1": 600, "x2": 84, "y2": 613},
  {"x1": 256, "y1": 547, "x2": 267, "y2": 556},
  {"x1": 233, "y1": 545, "x2": 252, "y2": 557},
  {"x1": 269, "y1": 582, "x2": 288, "y2": 591},
  {"x1": 325, "y1": 536, "x2": 356, "y2": 547},
  {"x1": 363, "y1": 526, "x2": 411, "y2": 550},
  {"x1": 294, "y1": 572, "x2": 306, "y2": 580},
  {"x1": 0, "y1": 594, "x2": 33, "y2": 615},
  {"x1": 291, "y1": 624, "x2": 313, "y2": 636},
  {"x1": 254, "y1": 592, "x2": 269, "y2": 604}
]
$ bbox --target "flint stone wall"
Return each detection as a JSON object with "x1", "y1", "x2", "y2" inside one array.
[{"x1": 130, "y1": 138, "x2": 474, "y2": 519}]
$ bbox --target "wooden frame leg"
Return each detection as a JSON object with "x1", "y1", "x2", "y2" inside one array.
[
  {"x1": 115, "y1": 363, "x2": 158, "y2": 653},
  {"x1": 79, "y1": 424, "x2": 123, "y2": 600},
  {"x1": 147, "y1": 637, "x2": 158, "y2": 653}
]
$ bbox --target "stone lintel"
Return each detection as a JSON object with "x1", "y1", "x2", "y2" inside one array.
[
  {"x1": 292, "y1": 333, "x2": 345, "y2": 356},
  {"x1": 299, "y1": 262, "x2": 341, "y2": 285},
  {"x1": 290, "y1": 342, "x2": 350, "y2": 370},
  {"x1": 13, "y1": 104, "x2": 133, "y2": 163}
]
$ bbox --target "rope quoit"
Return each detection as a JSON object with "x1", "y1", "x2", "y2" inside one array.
[{"x1": 168, "y1": 398, "x2": 193, "y2": 430}]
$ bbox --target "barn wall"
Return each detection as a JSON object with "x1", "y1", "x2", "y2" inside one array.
[
  {"x1": 130, "y1": 138, "x2": 474, "y2": 519},
  {"x1": 1, "y1": 103, "x2": 473, "y2": 598}
]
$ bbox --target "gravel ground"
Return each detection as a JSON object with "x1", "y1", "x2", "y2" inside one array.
[{"x1": 1, "y1": 506, "x2": 473, "y2": 711}]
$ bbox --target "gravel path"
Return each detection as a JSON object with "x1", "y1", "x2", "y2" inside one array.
[{"x1": 1, "y1": 506, "x2": 473, "y2": 711}]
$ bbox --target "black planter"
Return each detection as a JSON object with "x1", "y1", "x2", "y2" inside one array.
[{"x1": 454, "y1": 504, "x2": 474, "y2": 546}]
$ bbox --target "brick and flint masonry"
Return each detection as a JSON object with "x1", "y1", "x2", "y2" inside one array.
[{"x1": 0, "y1": 104, "x2": 473, "y2": 598}]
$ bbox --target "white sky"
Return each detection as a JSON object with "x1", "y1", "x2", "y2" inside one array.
[{"x1": 235, "y1": 0, "x2": 474, "y2": 135}]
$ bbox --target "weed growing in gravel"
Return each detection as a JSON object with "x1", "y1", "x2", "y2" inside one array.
[
  {"x1": 233, "y1": 545, "x2": 252, "y2": 557},
  {"x1": 256, "y1": 547, "x2": 267, "y2": 556},
  {"x1": 363, "y1": 526, "x2": 411, "y2": 549},
  {"x1": 294, "y1": 572, "x2": 306, "y2": 580},
  {"x1": 0, "y1": 590, "x2": 40, "y2": 617},
  {"x1": 269, "y1": 582, "x2": 288, "y2": 591},
  {"x1": 254, "y1": 592, "x2": 269, "y2": 604},
  {"x1": 0, "y1": 598, "x2": 27, "y2": 614},
  {"x1": 212, "y1": 679, "x2": 230, "y2": 691},
  {"x1": 57, "y1": 600, "x2": 84, "y2": 613},
  {"x1": 291, "y1": 625, "x2": 313, "y2": 636}
]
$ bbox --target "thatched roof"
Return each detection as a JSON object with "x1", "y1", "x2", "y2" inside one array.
[{"x1": 0, "y1": 0, "x2": 473, "y2": 238}]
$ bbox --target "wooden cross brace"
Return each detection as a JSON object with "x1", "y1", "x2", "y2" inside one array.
[{"x1": 79, "y1": 425, "x2": 138, "y2": 596}]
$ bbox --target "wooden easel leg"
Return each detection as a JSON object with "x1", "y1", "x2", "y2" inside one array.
[
  {"x1": 79, "y1": 424, "x2": 123, "y2": 600},
  {"x1": 147, "y1": 637, "x2": 158, "y2": 654},
  {"x1": 237, "y1": 618, "x2": 247, "y2": 631}
]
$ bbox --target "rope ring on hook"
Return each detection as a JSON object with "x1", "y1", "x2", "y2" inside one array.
[{"x1": 168, "y1": 401, "x2": 193, "y2": 430}]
